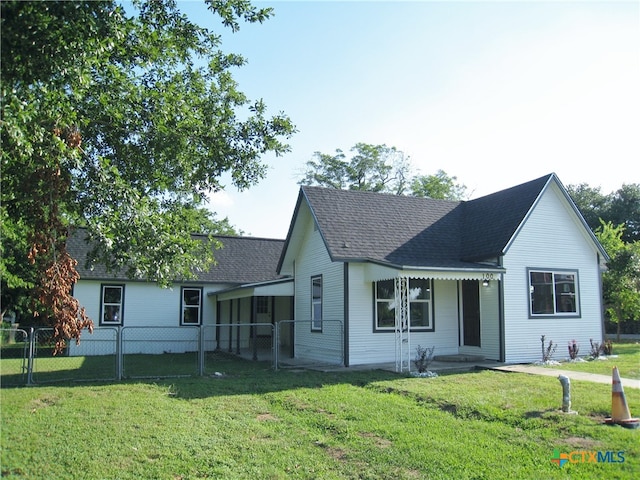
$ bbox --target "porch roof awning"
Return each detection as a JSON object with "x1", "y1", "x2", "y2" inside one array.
[
  {"x1": 364, "y1": 261, "x2": 505, "y2": 282},
  {"x1": 208, "y1": 277, "x2": 294, "y2": 301}
]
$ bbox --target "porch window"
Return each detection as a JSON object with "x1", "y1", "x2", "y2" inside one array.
[
  {"x1": 311, "y1": 276, "x2": 322, "y2": 331},
  {"x1": 409, "y1": 278, "x2": 432, "y2": 329},
  {"x1": 529, "y1": 270, "x2": 579, "y2": 317},
  {"x1": 257, "y1": 296, "x2": 269, "y2": 314},
  {"x1": 374, "y1": 278, "x2": 433, "y2": 331},
  {"x1": 101, "y1": 284, "x2": 124, "y2": 325},
  {"x1": 181, "y1": 287, "x2": 202, "y2": 325}
]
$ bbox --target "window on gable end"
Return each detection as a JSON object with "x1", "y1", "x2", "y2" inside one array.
[{"x1": 529, "y1": 270, "x2": 579, "y2": 317}]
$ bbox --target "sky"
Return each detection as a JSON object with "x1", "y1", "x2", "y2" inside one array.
[{"x1": 179, "y1": 0, "x2": 640, "y2": 239}]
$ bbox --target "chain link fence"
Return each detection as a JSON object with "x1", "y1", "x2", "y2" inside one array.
[
  {"x1": 121, "y1": 326, "x2": 200, "y2": 379},
  {"x1": 0, "y1": 327, "x2": 30, "y2": 386},
  {"x1": 1, "y1": 320, "x2": 346, "y2": 384},
  {"x1": 32, "y1": 328, "x2": 119, "y2": 384},
  {"x1": 202, "y1": 323, "x2": 275, "y2": 375}
]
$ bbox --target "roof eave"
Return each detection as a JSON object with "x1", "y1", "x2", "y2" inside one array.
[{"x1": 333, "y1": 256, "x2": 506, "y2": 273}]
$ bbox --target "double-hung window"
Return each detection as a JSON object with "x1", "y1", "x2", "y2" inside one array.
[
  {"x1": 408, "y1": 279, "x2": 432, "y2": 329},
  {"x1": 181, "y1": 287, "x2": 202, "y2": 325},
  {"x1": 101, "y1": 285, "x2": 124, "y2": 325},
  {"x1": 311, "y1": 276, "x2": 322, "y2": 331},
  {"x1": 529, "y1": 270, "x2": 579, "y2": 316},
  {"x1": 374, "y1": 278, "x2": 434, "y2": 331}
]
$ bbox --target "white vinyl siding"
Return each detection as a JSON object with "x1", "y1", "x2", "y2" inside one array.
[
  {"x1": 293, "y1": 218, "x2": 344, "y2": 364},
  {"x1": 70, "y1": 280, "x2": 219, "y2": 356},
  {"x1": 502, "y1": 182, "x2": 603, "y2": 363},
  {"x1": 347, "y1": 265, "x2": 460, "y2": 365}
]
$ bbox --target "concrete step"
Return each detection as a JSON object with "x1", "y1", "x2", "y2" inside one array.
[{"x1": 434, "y1": 354, "x2": 485, "y2": 362}]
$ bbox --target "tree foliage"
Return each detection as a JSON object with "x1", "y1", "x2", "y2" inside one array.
[
  {"x1": 299, "y1": 143, "x2": 410, "y2": 194},
  {"x1": 568, "y1": 183, "x2": 640, "y2": 332},
  {"x1": 567, "y1": 183, "x2": 640, "y2": 243},
  {"x1": 0, "y1": 0, "x2": 295, "y2": 350},
  {"x1": 410, "y1": 169, "x2": 467, "y2": 200},
  {"x1": 299, "y1": 143, "x2": 466, "y2": 200},
  {"x1": 595, "y1": 221, "x2": 640, "y2": 334}
]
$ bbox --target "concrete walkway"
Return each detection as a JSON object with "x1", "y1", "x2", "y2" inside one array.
[{"x1": 491, "y1": 364, "x2": 640, "y2": 389}]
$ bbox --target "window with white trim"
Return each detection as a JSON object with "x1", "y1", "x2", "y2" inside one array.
[
  {"x1": 181, "y1": 287, "x2": 202, "y2": 325},
  {"x1": 374, "y1": 278, "x2": 433, "y2": 331},
  {"x1": 101, "y1": 285, "x2": 124, "y2": 325},
  {"x1": 529, "y1": 270, "x2": 579, "y2": 316},
  {"x1": 311, "y1": 276, "x2": 322, "y2": 331}
]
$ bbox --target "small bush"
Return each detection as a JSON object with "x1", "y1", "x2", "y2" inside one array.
[
  {"x1": 541, "y1": 335, "x2": 557, "y2": 362},
  {"x1": 414, "y1": 345, "x2": 435, "y2": 373},
  {"x1": 567, "y1": 340, "x2": 579, "y2": 360},
  {"x1": 589, "y1": 338, "x2": 601, "y2": 358}
]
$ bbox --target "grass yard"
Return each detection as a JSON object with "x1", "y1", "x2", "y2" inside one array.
[
  {"x1": 1, "y1": 349, "x2": 639, "y2": 479},
  {"x1": 539, "y1": 341, "x2": 640, "y2": 379}
]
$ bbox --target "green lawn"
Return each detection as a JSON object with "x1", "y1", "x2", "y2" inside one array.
[{"x1": 2, "y1": 351, "x2": 639, "y2": 479}]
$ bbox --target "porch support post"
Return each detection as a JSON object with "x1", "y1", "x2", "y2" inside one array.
[
  {"x1": 235, "y1": 299, "x2": 241, "y2": 355},
  {"x1": 251, "y1": 296, "x2": 257, "y2": 361},
  {"x1": 394, "y1": 276, "x2": 411, "y2": 373}
]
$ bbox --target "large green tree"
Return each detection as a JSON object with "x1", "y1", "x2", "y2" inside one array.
[
  {"x1": 1, "y1": 0, "x2": 295, "y2": 350},
  {"x1": 410, "y1": 169, "x2": 467, "y2": 200},
  {"x1": 595, "y1": 221, "x2": 640, "y2": 339},
  {"x1": 299, "y1": 143, "x2": 411, "y2": 194},
  {"x1": 567, "y1": 183, "x2": 640, "y2": 243},
  {"x1": 299, "y1": 143, "x2": 466, "y2": 200}
]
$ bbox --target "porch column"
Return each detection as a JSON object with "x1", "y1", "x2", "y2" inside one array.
[
  {"x1": 251, "y1": 296, "x2": 257, "y2": 361},
  {"x1": 394, "y1": 276, "x2": 410, "y2": 373}
]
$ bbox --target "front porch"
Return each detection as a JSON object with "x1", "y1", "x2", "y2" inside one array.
[{"x1": 358, "y1": 266, "x2": 505, "y2": 371}]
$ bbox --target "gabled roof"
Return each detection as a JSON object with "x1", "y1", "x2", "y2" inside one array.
[
  {"x1": 67, "y1": 229, "x2": 286, "y2": 285},
  {"x1": 296, "y1": 186, "x2": 465, "y2": 267},
  {"x1": 460, "y1": 174, "x2": 551, "y2": 260},
  {"x1": 197, "y1": 236, "x2": 287, "y2": 284},
  {"x1": 278, "y1": 173, "x2": 605, "y2": 272}
]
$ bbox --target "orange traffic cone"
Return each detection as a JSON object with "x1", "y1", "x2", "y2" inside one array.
[{"x1": 605, "y1": 366, "x2": 639, "y2": 429}]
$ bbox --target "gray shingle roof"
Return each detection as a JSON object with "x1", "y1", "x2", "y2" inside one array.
[
  {"x1": 67, "y1": 229, "x2": 286, "y2": 285},
  {"x1": 460, "y1": 174, "x2": 551, "y2": 260},
  {"x1": 297, "y1": 173, "x2": 555, "y2": 268}
]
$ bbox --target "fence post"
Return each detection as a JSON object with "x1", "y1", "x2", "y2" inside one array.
[
  {"x1": 273, "y1": 322, "x2": 279, "y2": 371},
  {"x1": 26, "y1": 327, "x2": 34, "y2": 385},
  {"x1": 198, "y1": 326, "x2": 204, "y2": 376},
  {"x1": 252, "y1": 324, "x2": 258, "y2": 361},
  {"x1": 116, "y1": 326, "x2": 122, "y2": 381}
]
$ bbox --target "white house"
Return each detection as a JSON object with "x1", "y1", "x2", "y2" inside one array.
[
  {"x1": 68, "y1": 173, "x2": 608, "y2": 368},
  {"x1": 277, "y1": 173, "x2": 608, "y2": 367},
  {"x1": 68, "y1": 233, "x2": 293, "y2": 356}
]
